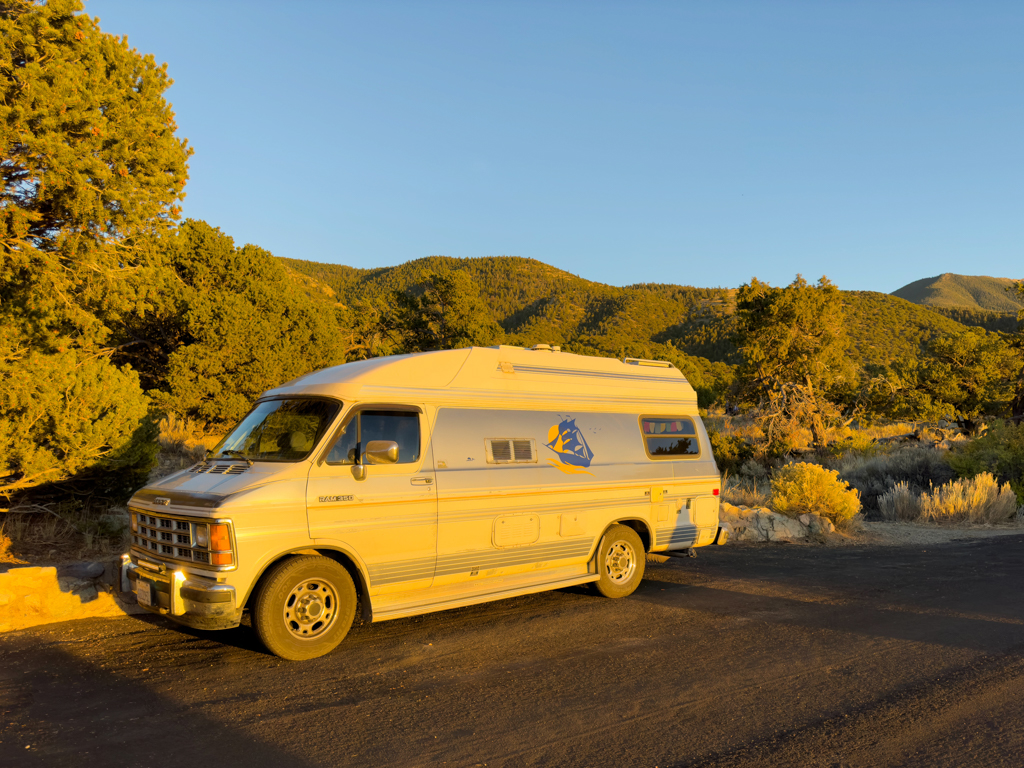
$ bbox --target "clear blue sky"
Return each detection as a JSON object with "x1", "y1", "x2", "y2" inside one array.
[{"x1": 87, "y1": 0, "x2": 1022, "y2": 293}]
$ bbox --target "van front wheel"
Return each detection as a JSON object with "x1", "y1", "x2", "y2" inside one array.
[
  {"x1": 253, "y1": 555, "x2": 357, "y2": 660},
  {"x1": 592, "y1": 524, "x2": 645, "y2": 598}
]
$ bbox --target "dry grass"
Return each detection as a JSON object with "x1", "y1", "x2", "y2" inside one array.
[
  {"x1": 836, "y1": 443, "x2": 957, "y2": 512},
  {"x1": 0, "y1": 525, "x2": 26, "y2": 564},
  {"x1": 158, "y1": 413, "x2": 220, "y2": 461},
  {"x1": 705, "y1": 413, "x2": 764, "y2": 445},
  {"x1": 1, "y1": 504, "x2": 130, "y2": 565},
  {"x1": 878, "y1": 481, "x2": 921, "y2": 522},
  {"x1": 879, "y1": 473, "x2": 1022, "y2": 525},
  {"x1": 919, "y1": 473, "x2": 1020, "y2": 525},
  {"x1": 722, "y1": 470, "x2": 771, "y2": 508},
  {"x1": 151, "y1": 413, "x2": 223, "y2": 482}
]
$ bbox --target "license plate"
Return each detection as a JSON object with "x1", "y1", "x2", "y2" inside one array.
[{"x1": 137, "y1": 580, "x2": 152, "y2": 606}]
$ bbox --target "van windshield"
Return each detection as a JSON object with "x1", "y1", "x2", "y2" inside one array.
[{"x1": 211, "y1": 399, "x2": 341, "y2": 462}]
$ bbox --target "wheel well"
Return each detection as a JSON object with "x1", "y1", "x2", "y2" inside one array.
[
  {"x1": 244, "y1": 549, "x2": 372, "y2": 623},
  {"x1": 616, "y1": 519, "x2": 652, "y2": 552},
  {"x1": 315, "y1": 549, "x2": 372, "y2": 623}
]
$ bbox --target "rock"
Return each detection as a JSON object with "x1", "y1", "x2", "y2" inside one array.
[
  {"x1": 741, "y1": 510, "x2": 792, "y2": 541},
  {"x1": 805, "y1": 513, "x2": 836, "y2": 535},
  {"x1": 57, "y1": 562, "x2": 105, "y2": 580}
]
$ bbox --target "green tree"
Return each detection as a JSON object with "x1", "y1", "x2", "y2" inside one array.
[
  {"x1": 734, "y1": 276, "x2": 853, "y2": 451},
  {"x1": 122, "y1": 220, "x2": 352, "y2": 428},
  {"x1": 1011, "y1": 281, "x2": 1024, "y2": 422},
  {"x1": 1, "y1": 0, "x2": 191, "y2": 502},
  {"x1": 918, "y1": 328, "x2": 1016, "y2": 433},
  {"x1": 394, "y1": 269, "x2": 505, "y2": 352}
]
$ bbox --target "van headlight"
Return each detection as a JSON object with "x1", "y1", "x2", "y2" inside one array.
[{"x1": 195, "y1": 524, "x2": 209, "y2": 548}]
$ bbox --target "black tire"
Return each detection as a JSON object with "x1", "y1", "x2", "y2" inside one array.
[
  {"x1": 253, "y1": 555, "x2": 357, "y2": 660},
  {"x1": 592, "y1": 524, "x2": 646, "y2": 598}
]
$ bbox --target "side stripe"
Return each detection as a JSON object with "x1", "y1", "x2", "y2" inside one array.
[
  {"x1": 367, "y1": 555, "x2": 436, "y2": 586},
  {"x1": 434, "y1": 539, "x2": 593, "y2": 578},
  {"x1": 656, "y1": 525, "x2": 697, "y2": 547},
  {"x1": 367, "y1": 539, "x2": 596, "y2": 587}
]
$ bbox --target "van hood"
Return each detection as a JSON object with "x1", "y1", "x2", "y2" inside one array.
[{"x1": 131, "y1": 461, "x2": 304, "y2": 508}]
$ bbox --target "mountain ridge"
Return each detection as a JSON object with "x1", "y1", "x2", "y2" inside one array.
[
  {"x1": 891, "y1": 273, "x2": 1022, "y2": 313},
  {"x1": 279, "y1": 256, "x2": 999, "y2": 383}
]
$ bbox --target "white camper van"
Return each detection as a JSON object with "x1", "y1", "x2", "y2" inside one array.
[{"x1": 124, "y1": 345, "x2": 725, "y2": 660}]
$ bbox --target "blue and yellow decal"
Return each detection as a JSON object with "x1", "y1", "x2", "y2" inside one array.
[{"x1": 545, "y1": 417, "x2": 594, "y2": 475}]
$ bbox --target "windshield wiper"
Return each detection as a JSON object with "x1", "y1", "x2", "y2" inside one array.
[{"x1": 216, "y1": 450, "x2": 253, "y2": 466}]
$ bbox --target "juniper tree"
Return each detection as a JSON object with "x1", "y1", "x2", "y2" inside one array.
[
  {"x1": 127, "y1": 220, "x2": 352, "y2": 428},
  {"x1": 733, "y1": 276, "x2": 853, "y2": 452},
  {"x1": 393, "y1": 269, "x2": 505, "y2": 352},
  {"x1": 1012, "y1": 281, "x2": 1024, "y2": 422},
  {"x1": 1, "y1": 0, "x2": 190, "y2": 502},
  {"x1": 918, "y1": 328, "x2": 1017, "y2": 434}
]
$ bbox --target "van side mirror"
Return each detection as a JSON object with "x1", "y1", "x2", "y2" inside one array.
[
  {"x1": 352, "y1": 464, "x2": 367, "y2": 481},
  {"x1": 364, "y1": 440, "x2": 399, "y2": 465}
]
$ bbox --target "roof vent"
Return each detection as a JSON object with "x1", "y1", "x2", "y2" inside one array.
[{"x1": 530, "y1": 344, "x2": 560, "y2": 352}]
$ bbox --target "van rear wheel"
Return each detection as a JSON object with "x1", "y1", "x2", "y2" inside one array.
[
  {"x1": 592, "y1": 524, "x2": 645, "y2": 598},
  {"x1": 253, "y1": 555, "x2": 356, "y2": 660}
]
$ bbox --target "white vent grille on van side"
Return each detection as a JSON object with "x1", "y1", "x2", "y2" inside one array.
[
  {"x1": 512, "y1": 439, "x2": 534, "y2": 461},
  {"x1": 485, "y1": 438, "x2": 537, "y2": 464}
]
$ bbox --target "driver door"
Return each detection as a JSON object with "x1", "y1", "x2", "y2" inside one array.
[{"x1": 307, "y1": 408, "x2": 437, "y2": 596}]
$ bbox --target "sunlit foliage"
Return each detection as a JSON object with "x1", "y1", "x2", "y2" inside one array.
[{"x1": 1, "y1": 0, "x2": 190, "y2": 502}]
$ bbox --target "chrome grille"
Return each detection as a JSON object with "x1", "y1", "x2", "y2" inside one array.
[{"x1": 130, "y1": 509, "x2": 209, "y2": 566}]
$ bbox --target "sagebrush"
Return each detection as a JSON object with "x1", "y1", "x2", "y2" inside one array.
[
  {"x1": 771, "y1": 462, "x2": 861, "y2": 529},
  {"x1": 836, "y1": 444, "x2": 957, "y2": 512},
  {"x1": 947, "y1": 420, "x2": 1024, "y2": 505},
  {"x1": 918, "y1": 473, "x2": 1019, "y2": 524}
]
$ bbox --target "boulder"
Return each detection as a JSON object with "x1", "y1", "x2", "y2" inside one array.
[
  {"x1": 747, "y1": 510, "x2": 805, "y2": 542},
  {"x1": 719, "y1": 505, "x2": 808, "y2": 542},
  {"x1": 57, "y1": 562, "x2": 105, "y2": 580},
  {"x1": 807, "y1": 513, "x2": 836, "y2": 535}
]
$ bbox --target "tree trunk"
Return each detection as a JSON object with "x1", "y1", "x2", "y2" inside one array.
[
  {"x1": 1012, "y1": 363, "x2": 1024, "y2": 425},
  {"x1": 804, "y1": 374, "x2": 827, "y2": 449}
]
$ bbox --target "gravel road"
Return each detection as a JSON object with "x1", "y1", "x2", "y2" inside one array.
[{"x1": 3, "y1": 536, "x2": 1024, "y2": 768}]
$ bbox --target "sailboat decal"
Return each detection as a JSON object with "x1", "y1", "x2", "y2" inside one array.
[{"x1": 545, "y1": 417, "x2": 594, "y2": 475}]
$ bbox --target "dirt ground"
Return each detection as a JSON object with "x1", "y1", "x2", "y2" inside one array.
[
  {"x1": 859, "y1": 521, "x2": 1024, "y2": 547},
  {"x1": 4, "y1": 535, "x2": 1024, "y2": 767}
]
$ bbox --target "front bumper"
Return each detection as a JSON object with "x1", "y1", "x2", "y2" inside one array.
[{"x1": 123, "y1": 556, "x2": 242, "y2": 630}]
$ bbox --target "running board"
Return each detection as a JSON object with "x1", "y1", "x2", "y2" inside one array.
[{"x1": 371, "y1": 573, "x2": 600, "y2": 623}]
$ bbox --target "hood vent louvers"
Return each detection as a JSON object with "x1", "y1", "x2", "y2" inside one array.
[{"x1": 189, "y1": 461, "x2": 249, "y2": 476}]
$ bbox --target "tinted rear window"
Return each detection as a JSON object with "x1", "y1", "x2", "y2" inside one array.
[{"x1": 641, "y1": 417, "x2": 699, "y2": 458}]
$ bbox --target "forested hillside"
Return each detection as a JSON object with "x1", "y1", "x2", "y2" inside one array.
[
  {"x1": 923, "y1": 306, "x2": 1019, "y2": 334},
  {"x1": 281, "y1": 255, "x2": 740, "y2": 402},
  {"x1": 893, "y1": 273, "x2": 1023, "y2": 313},
  {"x1": 281, "y1": 256, "x2": 991, "y2": 378}
]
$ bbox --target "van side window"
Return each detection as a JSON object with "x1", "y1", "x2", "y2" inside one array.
[
  {"x1": 326, "y1": 410, "x2": 421, "y2": 465},
  {"x1": 641, "y1": 417, "x2": 699, "y2": 458}
]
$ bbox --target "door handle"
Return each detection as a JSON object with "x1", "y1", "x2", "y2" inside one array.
[{"x1": 410, "y1": 476, "x2": 433, "y2": 485}]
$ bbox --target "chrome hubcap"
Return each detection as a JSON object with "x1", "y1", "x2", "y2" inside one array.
[
  {"x1": 283, "y1": 578, "x2": 337, "y2": 639},
  {"x1": 604, "y1": 540, "x2": 636, "y2": 584}
]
